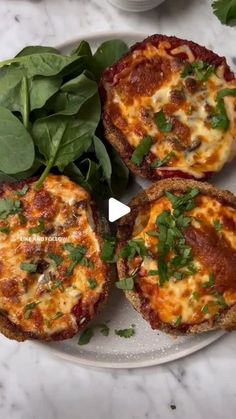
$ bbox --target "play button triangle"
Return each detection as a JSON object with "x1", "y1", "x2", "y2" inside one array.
[{"x1": 108, "y1": 198, "x2": 130, "y2": 222}]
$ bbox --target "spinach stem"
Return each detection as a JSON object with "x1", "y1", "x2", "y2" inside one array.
[
  {"x1": 34, "y1": 158, "x2": 54, "y2": 191},
  {"x1": 22, "y1": 76, "x2": 30, "y2": 130}
]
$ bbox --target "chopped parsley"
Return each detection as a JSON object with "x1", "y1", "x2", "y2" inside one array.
[
  {"x1": 152, "y1": 188, "x2": 199, "y2": 286},
  {"x1": 101, "y1": 236, "x2": 117, "y2": 263},
  {"x1": 52, "y1": 311, "x2": 64, "y2": 321},
  {"x1": 78, "y1": 328, "x2": 94, "y2": 345},
  {"x1": 119, "y1": 239, "x2": 148, "y2": 259},
  {"x1": 64, "y1": 243, "x2": 93, "y2": 275},
  {"x1": 97, "y1": 323, "x2": 110, "y2": 336},
  {"x1": 192, "y1": 291, "x2": 200, "y2": 301},
  {"x1": 213, "y1": 219, "x2": 223, "y2": 231},
  {"x1": 17, "y1": 185, "x2": 29, "y2": 196},
  {"x1": 155, "y1": 110, "x2": 173, "y2": 133},
  {"x1": 115, "y1": 327, "x2": 135, "y2": 338},
  {"x1": 29, "y1": 218, "x2": 45, "y2": 234},
  {"x1": 48, "y1": 253, "x2": 63, "y2": 267},
  {"x1": 88, "y1": 278, "x2": 98, "y2": 290},
  {"x1": 0, "y1": 198, "x2": 21, "y2": 219},
  {"x1": 0, "y1": 225, "x2": 10, "y2": 234},
  {"x1": 131, "y1": 136, "x2": 153, "y2": 166},
  {"x1": 20, "y1": 262, "x2": 37, "y2": 273},
  {"x1": 18, "y1": 213, "x2": 27, "y2": 225},
  {"x1": 174, "y1": 315, "x2": 182, "y2": 327},
  {"x1": 202, "y1": 273, "x2": 215, "y2": 288},
  {"x1": 151, "y1": 151, "x2": 176, "y2": 169},
  {"x1": 51, "y1": 280, "x2": 64, "y2": 291},
  {"x1": 115, "y1": 277, "x2": 134, "y2": 290},
  {"x1": 214, "y1": 292, "x2": 228, "y2": 309},
  {"x1": 202, "y1": 304, "x2": 209, "y2": 314},
  {"x1": 181, "y1": 60, "x2": 215, "y2": 81},
  {"x1": 24, "y1": 300, "x2": 41, "y2": 319}
]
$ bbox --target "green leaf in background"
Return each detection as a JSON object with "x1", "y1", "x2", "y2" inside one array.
[
  {"x1": 16, "y1": 45, "x2": 61, "y2": 57},
  {"x1": 33, "y1": 92, "x2": 100, "y2": 189},
  {"x1": 0, "y1": 53, "x2": 83, "y2": 78},
  {"x1": 48, "y1": 72, "x2": 98, "y2": 116},
  {"x1": 93, "y1": 135, "x2": 112, "y2": 182},
  {"x1": 212, "y1": 0, "x2": 236, "y2": 26},
  {"x1": 72, "y1": 40, "x2": 93, "y2": 58},
  {"x1": 0, "y1": 172, "x2": 16, "y2": 184},
  {"x1": 93, "y1": 39, "x2": 128, "y2": 80},
  {"x1": 0, "y1": 106, "x2": 35, "y2": 174},
  {"x1": 79, "y1": 158, "x2": 101, "y2": 190},
  {"x1": 63, "y1": 162, "x2": 90, "y2": 191}
]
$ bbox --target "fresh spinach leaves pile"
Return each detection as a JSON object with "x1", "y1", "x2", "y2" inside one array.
[{"x1": 0, "y1": 40, "x2": 129, "y2": 197}]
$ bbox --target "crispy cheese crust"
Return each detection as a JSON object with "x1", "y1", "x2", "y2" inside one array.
[
  {"x1": 0, "y1": 175, "x2": 113, "y2": 341},
  {"x1": 101, "y1": 34, "x2": 236, "y2": 181},
  {"x1": 117, "y1": 179, "x2": 236, "y2": 335}
]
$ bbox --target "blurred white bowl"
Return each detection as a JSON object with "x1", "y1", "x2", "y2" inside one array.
[{"x1": 108, "y1": 0, "x2": 165, "y2": 12}]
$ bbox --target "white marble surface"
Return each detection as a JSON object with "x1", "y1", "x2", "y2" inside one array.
[{"x1": 0, "y1": 0, "x2": 236, "y2": 418}]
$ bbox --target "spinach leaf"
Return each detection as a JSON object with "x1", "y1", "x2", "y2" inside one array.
[
  {"x1": 33, "y1": 93, "x2": 100, "y2": 189},
  {"x1": 0, "y1": 172, "x2": 16, "y2": 184},
  {"x1": 47, "y1": 72, "x2": 98, "y2": 116},
  {"x1": 0, "y1": 53, "x2": 83, "y2": 78},
  {"x1": 79, "y1": 158, "x2": 101, "y2": 190},
  {"x1": 0, "y1": 66, "x2": 62, "y2": 116},
  {"x1": 63, "y1": 162, "x2": 90, "y2": 190},
  {"x1": 0, "y1": 106, "x2": 35, "y2": 174},
  {"x1": 93, "y1": 39, "x2": 128, "y2": 80},
  {"x1": 16, "y1": 46, "x2": 60, "y2": 57},
  {"x1": 72, "y1": 41, "x2": 92, "y2": 58},
  {"x1": 93, "y1": 135, "x2": 112, "y2": 182}
]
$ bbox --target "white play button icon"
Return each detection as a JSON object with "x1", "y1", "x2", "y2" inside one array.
[{"x1": 108, "y1": 198, "x2": 130, "y2": 222}]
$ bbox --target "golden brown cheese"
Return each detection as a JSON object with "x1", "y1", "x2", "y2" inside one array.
[
  {"x1": 103, "y1": 40, "x2": 236, "y2": 178},
  {"x1": 0, "y1": 175, "x2": 109, "y2": 340},
  {"x1": 127, "y1": 194, "x2": 236, "y2": 327}
]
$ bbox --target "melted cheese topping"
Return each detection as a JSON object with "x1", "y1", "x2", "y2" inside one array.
[
  {"x1": 105, "y1": 42, "x2": 236, "y2": 178},
  {"x1": 126, "y1": 194, "x2": 236, "y2": 327},
  {"x1": 0, "y1": 175, "x2": 108, "y2": 339}
]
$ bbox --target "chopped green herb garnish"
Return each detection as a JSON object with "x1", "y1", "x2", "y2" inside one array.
[
  {"x1": 52, "y1": 311, "x2": 64, "y2": 321},
  {"x1": 217, "y1": 88, "x2": 236, "y2": 101},
  {"x1": 115, "y1": 327, "x2": 135, "y2": 338},
  {"x1": 29, "y1": 219, "x2": 45, "y2": 234},
  {"x1": 192, "y1": 291, "x2": 200, "y2": 301},
  {"x1": 174, "y1": 315, "x2": 182, "y2": 327},
  {"x1": 131, "y1": 136, "x2": 153, "y2": 166},
  {"x1": 202, "y1": 304, "x2": 209, "y2": 314},
  {"x1": 97, "y1": 323, "x2": 110, "y2": 336},
  {"x1": 20, "y1": 262, "x2": 37, "y2": 273},
  {"x1": 120, "y1": 239, "x2": 148, "y2": 259},
  {"x1": 146, "y1": 230, "x2": 159, "y2": 237},
  {"x1": 213, "y1": 219, "x2": 223, "y2": 231},
  {"x1": 0, "y1": 198, "x2": 21, "y2": 219},
  {"x1": 64, "y1": 243, "x2": 92, "y2": 273},
  {"x1": 101, "y1": 236, "x2": 117, "y2": 263},
  {"x1": 18, "y1": 213, "x2": 27, "y2": 225},
  {"x1": 214, "y1": 292, "x2": 228, "y2": 309},
  {"x1": 24, "y1": 300, "x2": 41, "y2": 319},
  {"x1": 202, "y1": 273, "x2": 215, "y2": 288},
  {"x1": 51, "y1": 280, "x2": 64, "y2": 291},
  {"x1": 149, "y1": 269, "x2": 159, "y2": 276},
  {"x1": 88, "y1": 278, "x2": 98, "y2": 290},
  {"x1": 155, "y1": 110, "x2": 173, "y2": 133},
  {"x1": 0, "y1": 225, "x2": 10, "y2": 234},
  {"x1": 17, "y1": 185, "x2": 29, "y2": 196},
  {"x1": 181, "y1": 60, "x2": 215, "y2": 81},
  {"x1": 115, "y1": 277, "x2": 134, "y2": 290},
  {"x1": 78, "y1": 328, "x2": 94, "y2": 345},
  {"x1": 151, "y1": 151, "x2": 176, "y2": 169},
  {"x1": 48, "y1": 253, "x2": 63, "y2": 267}
]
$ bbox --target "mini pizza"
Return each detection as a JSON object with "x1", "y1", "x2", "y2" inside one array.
[
  {"x1": 117, "y1": 179, "x2": 236, "y2": 334},
  {"x1": 101, "y1": 34, "x2": 236, "y2": 181},
  {"x1": 0, "y1": 175, "x2": 113, "y2": 341}
]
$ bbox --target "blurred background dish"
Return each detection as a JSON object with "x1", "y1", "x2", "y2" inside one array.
[{"x1": 108, "y1": 0, "x2": 165, "y2": 12}]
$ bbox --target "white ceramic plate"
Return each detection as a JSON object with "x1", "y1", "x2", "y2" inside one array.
[{"x1": 37, "y1": 31, "x2": 231, "y2": 369}]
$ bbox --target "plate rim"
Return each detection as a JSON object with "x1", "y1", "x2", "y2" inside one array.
[{"x1": 33, "y1": 31, "x2": 226, "y2": 368}]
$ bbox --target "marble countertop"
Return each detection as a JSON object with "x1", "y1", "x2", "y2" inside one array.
[{"x1": 0, "y1": 0, "x2": 236, "y2": 418}]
